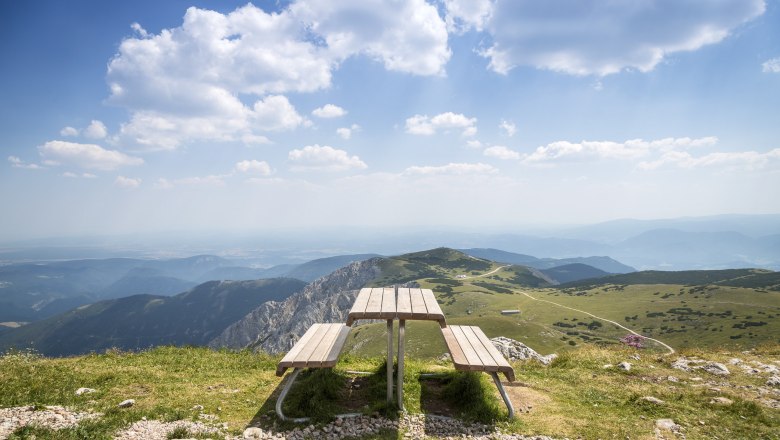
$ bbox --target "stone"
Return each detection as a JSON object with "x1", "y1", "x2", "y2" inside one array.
[
  {"x1": 191, "y1": 404, "x2": 204, "y2": 411},
  {"x1": 767, "y1": 376, "x2": 780, "y2": 387},
  {"x1": 244, "y1": 427, "x2": 264, "y2": 438},
  {"x1": 118, "y1": 399, "x2": 135, "y2": 408},
  {"x1": 641, "y1": 396, "x2": 665, "y2": 405},
  {"x1": 667, "y1": 375, "x2": 679, "y2": 382},
  {"x1": 703, "y1": 362, "x2": 730, "y2": 376},
  {"x1": 602, "y1": 364, "x2": 614, "y2": 369},
  {"x1": 75, "y1": 387, "x2": 95, "y2": 396},
  {"x1": 618, "y1": 361, "x2": 632, "y2": 371},
  {"x1": 709, "y1": 397, "x2": 733, "y2": 405},
  {"x1": 490, "y1": 336, "x2": 557, "y2": 364},
  {"x1": 655, "y1": 419, "x2": 680, "y2": 431}
]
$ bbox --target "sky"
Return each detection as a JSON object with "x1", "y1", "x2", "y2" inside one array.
[{"x1": 1, "y1": 0, "x2": 779, "y2": 241}]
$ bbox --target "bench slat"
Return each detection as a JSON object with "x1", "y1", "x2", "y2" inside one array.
[
  {"x1": 450, "y1": 325, "x2": 483, "y2": 371},
  {"x1": 277, "y1": 323, "x2": 351, "y2": 376},
  {"x1": 421, "y1": 289, "x2": 445, "y2": 323},
  {"x1": 410, "y1": 288, "x2": 428, "y2": 317},
  {"x1": 347, "y1": 288, "x2": 372, "y2": 325},
  {"x1": 321, "y1": 325, "x2": 351, "y2": 367},
  {"x1": 307, "y1": 323, "x2": 345, "y2": 367},
  {"x1": 396, "y1": 287, "x2": 413, "y2": 319},
  {"x1": 363, "y1": 287, "x2": 384, "y2": 318},
  {"x1": 462, "y1": 326, "x2": 500, "y2": 371},
  {"x1": 440, "y1": 326, "x2": 469, "y2": 367},
  {"x1": 440, "y1": 325, "x2": 515, "y2": 381},
  {"x1": 380, "y1": 287, "x2": 396, "y2": 318},
  {"x1": 277, "y1": 324, "x2": 322, "y2": 375}
]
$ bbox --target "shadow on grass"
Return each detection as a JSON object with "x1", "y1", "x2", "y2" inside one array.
[{"x1": 248, "y1": 361, "x2": 400, "y2": 434}]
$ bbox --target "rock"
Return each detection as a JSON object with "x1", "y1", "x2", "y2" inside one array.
[
  {"x1": 244, "y1": 427, "x2": 264, "y2": 438},
  {"x1": 703, "y1": 362, "x2": 730, "y2": 376},
  {"x1": 191, "y1": 404, "x2": 204, "y2": 411},
  {"x1": 618, "y1": 361, "x2": 631, "y2": 371},
  {"x1": 75, "y1": 387, "x2": 95, "y2": 396},
  {"x1": 728, "y1": 358, "x2": 742, "y2": 365},
  {"x1": 630, "y1": 354, "x2": 641, "y2": 361},
  {"x1": 671, "y1": 357, "x2": 693, "y2": 371},
  {"x1": 490, "y1": 336, "x2": 557, "y2": 364},
  {"x1": 667, "y1": 375, "x2": 679, "y2": 383},
  {"x1": 767, "y1": 376, "x2": 780, "y2": 387},
  {"x1": 602, "y1": 364, "x2": 614, "y2": 369},
  {"x1": 641, "y1": 396, "x2": 665, "y2": 405},
  {"x1": 118, "y1": 399, "x2": 135, "y2": 408},
  {"x1": 709, "y1": 397, "x2": 733, "y2": 405},
  {"x1": 655, "y1": 419, "x2": 680, "y2": 431}
]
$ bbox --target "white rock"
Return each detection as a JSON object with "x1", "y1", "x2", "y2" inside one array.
[
  {"x1": 244, "y1": 426, "x2": 264, "y2": 438},
  {"x1": 490, "y1": 336, "x2": 557, "y2": 364},
  {"x1": 118, "y1": 399, "x2": 135, "y2": 408},
  {"x1": 602, "y1": 364, "x2": 614, "y2": 369},
  {"x1": 641, "y1": 396, "x2": 665, "y2": 405},
  {"x1": 75, "y1": 387, "x2": 95, "y2": 396},
  {"x1": 703, "y1": 362, "x2": 730, "y2": 376},
  {"x1": 710, "y1": 397, "x2": 733, "y2": 405},
  {"x1": 766, "y1": 376, "x2": 780, "y2": 387},
  {"x1": 667, "y1": 375, "x2": 679, "y2": 382},
  {"x1": 655, "y1": 418, "x2": 680, "y2": 431},
  {"x1": 618, "y1": 361, "x2": 631, "y2": 371}
]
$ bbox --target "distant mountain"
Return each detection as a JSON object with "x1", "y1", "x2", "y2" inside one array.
[
  {"x1": 99, "y1": 268, "x2": 197, "y2": 299},
  {"x1": 559, "y1": 268, "x2": 779, "y2": 289},
  {"x1": 540, "y1": 263, "x2": 610, "y2": 284},
  {"x1": 460, "y1": 248, "x2": 635, "y2": 273},
  {"x1": 0, "y1": 278, "x2": 306, "y2": 356},
  {"x1": 283, "y1": 254, "x2": 381, "y2": 282}
]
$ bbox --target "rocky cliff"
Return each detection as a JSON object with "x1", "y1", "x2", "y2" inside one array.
[{"x1": 208, "y1": 258, "x2": 383, "y2": 353}]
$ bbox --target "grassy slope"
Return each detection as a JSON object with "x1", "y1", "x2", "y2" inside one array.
[{"x1": 1, "y1": 346, "x2": 778, "y2": 439}]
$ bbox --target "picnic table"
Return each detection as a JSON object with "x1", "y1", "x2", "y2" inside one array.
[{"x1": 346, "y1": 287, "x2": 445, "y2": 408}]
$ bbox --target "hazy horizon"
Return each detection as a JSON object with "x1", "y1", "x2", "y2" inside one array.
[{"x1": 2, "y1": 1, "x2": 779, "y2": 241}]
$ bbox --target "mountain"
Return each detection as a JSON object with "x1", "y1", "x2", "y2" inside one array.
[
  {"x1": 209, "y1": 258, "x2": 383, "y2": 353},
  {"x1": 283, "y1": 254, "x2": 381, "y2": 282},
  {"x1": 460, "y1": 248, "x2": 635, "y2": 273},
  {"x1": 559, "y1": 268, "x2": 779, "y2": 289},
  {"x1": 540, "y1": 263, "x2": 610, "y2": 284},
  {"x1": 0, "y1": 278, "x2": 306, "y2": 356},
  {"x1": 98, "y1": 267, "x2": 197, "y2": 299}
]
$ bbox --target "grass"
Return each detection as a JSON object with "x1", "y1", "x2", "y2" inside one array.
[{"x1": 2, "y1": 344, "x2": 778, "y2": 439}]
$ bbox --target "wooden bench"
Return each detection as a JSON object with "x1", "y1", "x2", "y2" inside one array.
[
  {"x1": 275, "y1": 323, "x2": 353, "y2": 422},
  {"x1": 440, "y1": 325, "x2": 516, "y2": 418}
]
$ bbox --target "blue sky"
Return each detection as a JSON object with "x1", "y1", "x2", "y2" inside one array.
[{"x1": 1, "y1": 0, "x2": 779, "y2": 241}]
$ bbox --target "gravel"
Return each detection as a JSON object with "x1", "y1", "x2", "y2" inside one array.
[{"x1": 0, "y1": 405, "x2": 100, "y2": 439}]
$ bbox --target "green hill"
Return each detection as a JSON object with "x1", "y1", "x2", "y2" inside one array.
[
  {"x1": 0, "y1": 278, "x2": 306, "y2": 356},
  {"x1": 541, "y1": 263, "x2": 610, "y2": 283}
]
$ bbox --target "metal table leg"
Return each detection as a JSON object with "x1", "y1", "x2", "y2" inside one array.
[
  {"x1": 386, "y1": 319, "x2": 394, "y2": 403},
  {"x1": 397, "y1": 319, "x2": 405, "y2": 410}
]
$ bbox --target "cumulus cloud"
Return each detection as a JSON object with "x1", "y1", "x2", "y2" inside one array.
[
  {"x1": 476, "y1": 0, "x2": 765, "y2": 76},
  {"x1": 405, "y1": 112, "x2": 477, "y2": 137},
  {"x1": 499, "y1": 119, "x2": 516, "y2": 137},
  {"x1": 312, "y1": 104, "x2": 347, "y2": 118},
  {"x1": 484, "y1": 145, "x2": 520, "y2": 160},
  {"x1": 443, "y1": 0, "x2": 493, "y2": 32},
  {"x1": 60, "y1": 126, "x2": 79, "y2": 137},
  {"x1": 106, "y1": 2, "x2": 449, "y2": 150},
  {"x1": 114, "y1": 176, "x2": 142, "y2": 188},
  {"x1": 337, "y1": 124, "x2": 361, "y2": 140},
  {"x1": 639, "y1": 148, "x2": 780, "y2": 170},
  {"x1": 404, "y1": 162, "x2": 497, "y2": 175},
  {"x1": 235, "y1": 159, "x2": 272, "y2": 175},
  {"x1": 83, "y1": 120, "x2": 108, "y2": 139},
  {"x1": 762, "y1": 57, "x2": 780, "y2": 73},
  {"x1": 8, "y1": 156, "x2": 42, "y2": 170},
  {"x1": 523, "y1": 136, "x2": 718, "y2": 163},
  {"x1": 38, "y1": 140, "x2": 143, "y2": 170},
  {"x1": 288, "y1": 144, "x2": 367, "y2": 171}
]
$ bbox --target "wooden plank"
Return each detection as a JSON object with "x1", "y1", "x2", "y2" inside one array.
[
  {"x1": 277, "y1": 324, "x2": 321, "y2": 374},
  {"x1": 380, "y1": 287, "x2": 396, "y2": 318},
  {"x1": 292, "y1": 324, "x2": 330, "y2": 368},
  {"x1": 357, "y1": 287, "x2": 382, "y2": 319},
  {"x1": 307, "y1": 323, "x2": 344, "y2": 367},
  {"x1": 471, "y1": 326, "x2": 515, "y2": 381},
  {"x1": 421, "y1": 289, "x2": 445, "y2": 323},
  {"x1": 396, "y1": 287, "x2": 413, "y2": 319},
  {"x1": 440, "y1": 326, "x2": 469, "y2": 369},
  {"x1": 462, "y1": 326, "x2": 500, "y2": 371},
  {"x1": 346, "y1": 288, "x2": 372, "y2": 325},
  {"x1": 409, "y1": 288, "x2": 428, "y2": 318},
  {"x1": 450, "y1": 325, "x2": 483, "y2": 371},
  {"x1": 322, "y1": 325, "x2": 351, "y2": 368}
]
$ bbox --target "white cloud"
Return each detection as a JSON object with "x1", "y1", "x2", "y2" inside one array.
[
  {"x1": 639, "y1": 148, "x2": 780, "y2": 171},
  {"x1": 62, "y1": 172, "x2": 97, "y2": 178},
  {"x1": 154, "y1": 178, "x2": 174, "y2": 189},
  {"x1": 8, "y1": 156, "x2": 42, "y2": 170},
  {"x1": 337, "y1": 124, "x2": 360, "y2": 139},
  {"x1": 405, "y1": 112, "x2": 477, "y2": 137},
  {"x1": 466, "y1": 140, "x2": 483, "y2": 149},
  {"x1": 484, "y1": 145, "x2": 520, "y2": 160},
  {"x1": 288, "y1": 144, "x2": 367, "y2": 172},
  {"x1": 762, "y1": 57, "x2": 780, "y2": 73},
  {"x1": 523, "y1": 136, "x2": 718, "y2": 164},
  {"x1": 404, "y1": 162, "x2": 497, "y2": 175},
  {"x1": 443, "y1": 0, "x2": 493, "y2": 32},
  {"x1": 499, "y1": 119, "x2": 516, "y2": 137},
  {"x1": 38, "y1": 140, "x2": 144, "y2": 170},
  {"x1": 106, "y1": 2, "x2": 449, "y2": 150},
  {"x1": 114, "y1": 176, "x2": 142, "y2": 188},
  {"x1": 479, "y1": 0, "x2": 765, "y2": 76},
  {"x1": 83, "y1": 120, "x2": 108, "y2": 139},
  {"x1": 312, "y1": 104, "x2": 347, "y2": 118},
  {"x1": 60, "y1": 126, "x2": 79, "y2": 137},
  {"x1": 291, "y1": 0, "x2": 450, "y2": 76},
  {"x1": 235, "y1": 159, "x2": 272, "y2": 176},
  {"x1": 174, "y1": 175, "x2": 227, "y2": 187}
]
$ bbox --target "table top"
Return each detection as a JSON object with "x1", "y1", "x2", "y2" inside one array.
[{"x1": 346, "y1": 287, "x2": 445, "y2": 326}]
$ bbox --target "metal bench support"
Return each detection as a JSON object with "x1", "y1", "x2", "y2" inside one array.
[
  {"x1": 275, "y1": 367, "x2": 363, "y2": 423},
  {"x1": 490, "y1": 372, "x2": 515, "y2": 419}
]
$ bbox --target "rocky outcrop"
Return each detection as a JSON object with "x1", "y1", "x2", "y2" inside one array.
[
  {"x1": 490, "y1": 336, "x2": 557, "y2": 365},
  {"x1": 208, "y1": 258, "x2": 383, "y2": 354}
]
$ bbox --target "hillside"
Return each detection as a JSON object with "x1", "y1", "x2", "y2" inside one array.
[
  {"x1": 540, "y1": 263, "x2": 610, "y2": 284},
  {"x1": 0, "y1": 278, "x2": 306, "y2": 356},
  {"x1": 0, "y1": 345, "x2": 777, "y2": 439},
  {"x1": 460, "y1": 248, "x2": 635, "y2": 273},
  {"x1": 560, "y1": 268, "x2": 779, "y2": 289}
]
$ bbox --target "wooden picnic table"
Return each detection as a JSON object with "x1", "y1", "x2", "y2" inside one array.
[{"x1": 346, "y1": 287, "x2": 445, "y2": 408}]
